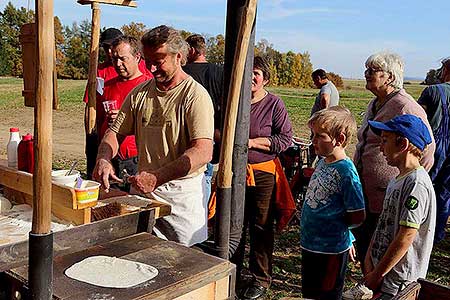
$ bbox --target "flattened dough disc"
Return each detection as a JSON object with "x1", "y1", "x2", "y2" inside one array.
[{"x1": 65, "y1": 256, "x2": 158, "y2": 288}]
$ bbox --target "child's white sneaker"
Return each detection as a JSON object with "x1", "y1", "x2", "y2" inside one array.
[{"x1": 342, "y1": 283, "x2": 373, "y2": 300}]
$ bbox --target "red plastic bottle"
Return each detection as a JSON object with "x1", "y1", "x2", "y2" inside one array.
[{"x1": 17, "y1": 133, "x2": 34, "y2": 174}]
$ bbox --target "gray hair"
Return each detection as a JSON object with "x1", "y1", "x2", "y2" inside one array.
[
  {"x1": 141, "y1": 25, "x2": 189, "y2": 65},
  {"x1": 365, "y1": 51, "x2": 404, "y2": 89}
]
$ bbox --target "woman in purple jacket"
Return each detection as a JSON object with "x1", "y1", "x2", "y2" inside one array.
[{"x1": 233, "y1": 56, "x2": 293, "y2": 300}]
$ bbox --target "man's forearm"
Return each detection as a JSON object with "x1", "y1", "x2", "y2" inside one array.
[
  {"x1": 97, "y1": 129, "x2": 120, "y2": 161},
  {"x1": 364, "y1": 238, "x2": 375, "y2": 275},
  {"x1": 421, "y1": 141, "x2": 435, "y2": 171}
]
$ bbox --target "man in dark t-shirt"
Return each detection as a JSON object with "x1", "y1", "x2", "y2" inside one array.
[
  {"x1": 418, "y1": 58, "x2": 450, "y2": 243},
  {"x1": 183, "y1": 34, "x2": 224, "y2": 201},
  {"x1": 183, "y1": 34, "x2": 223, "y2": 138}
]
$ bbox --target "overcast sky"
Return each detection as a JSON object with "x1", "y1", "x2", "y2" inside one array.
[{"x1": 2, "y1": 0, "x2": 449, "y2": 79}]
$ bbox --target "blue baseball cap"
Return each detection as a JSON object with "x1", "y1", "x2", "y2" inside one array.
[{"x1": 368, "y1": 114, "x2": 432, "y2": 151}]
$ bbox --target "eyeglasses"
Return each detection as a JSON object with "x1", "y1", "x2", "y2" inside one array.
[
  {"x1": 145, "y1": 57, "x2": 168, "y2": 69},
  {"x1": 364, "y1": 67, "x2": 385, "y2": 76}
]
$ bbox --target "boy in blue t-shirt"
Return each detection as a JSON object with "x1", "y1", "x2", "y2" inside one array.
[{"x1": 300, "y1": 106, "x2": 366, "y2": 300}]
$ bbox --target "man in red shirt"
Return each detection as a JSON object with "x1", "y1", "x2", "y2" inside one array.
[
  {"x1": 94, "y1": 35, "x2": 151, "y2": 189},
  {"x1": 84, "y1": 28, "x2": 151, "y2": 178}
]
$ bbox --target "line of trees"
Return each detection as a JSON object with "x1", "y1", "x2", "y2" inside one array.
[{"x1": 0, "y1": 2, "x2": 342, "y2": 88}]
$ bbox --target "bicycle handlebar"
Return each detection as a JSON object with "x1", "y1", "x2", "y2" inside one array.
[{"x1": 292, "y1": 136, "x2": 312, "y2": 147}]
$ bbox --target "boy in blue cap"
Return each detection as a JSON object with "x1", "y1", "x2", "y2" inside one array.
[{"x1": 357, "y1": 114, "x2": 436, "y2": 300}]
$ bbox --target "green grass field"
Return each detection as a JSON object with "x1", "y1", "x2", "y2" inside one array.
[
  {"x1": 0, "y1": 76, "x2": 425, "y2": 140},
  {"x1": 1, "y1": 77, "x2": 448, "y2": 299}
]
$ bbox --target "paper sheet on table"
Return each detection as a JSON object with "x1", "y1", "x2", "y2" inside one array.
[{"x1": 96, "y1": 77, "x2": 104, "y2": 95}]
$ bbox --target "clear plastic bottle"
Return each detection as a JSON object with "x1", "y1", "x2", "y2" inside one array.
[{"x1": 7, "y1": 127, "x2": 20, "y2": 168}]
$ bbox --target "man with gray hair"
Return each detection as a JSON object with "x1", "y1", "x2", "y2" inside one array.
[
  {"x1": 418, "y1": 57, "x2": 450, "y2": 243},
  {"x1": 93, "y1": 25, "x2": 214, "y2": 247}
]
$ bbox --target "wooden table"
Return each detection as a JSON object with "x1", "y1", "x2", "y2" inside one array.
[
  {"x1": 4, "y1": 233, "x2": 235, "y2": 300},
  {"x1": 0, "y1": 210, "x2": 235, "y2": 300}
]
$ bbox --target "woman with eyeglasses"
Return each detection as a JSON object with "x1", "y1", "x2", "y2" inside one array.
[{"x1": 350, "y1": 52, "x2": 435, "y2": 276}]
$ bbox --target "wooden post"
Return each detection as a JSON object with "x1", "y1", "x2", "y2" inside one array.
[
  {"x1": 222, "y1": 0, "x2": 255, "y2": 258},
  {"x1": 29, "y1": 1, "x2": 55, "y2": 299},
  {"x1": 19, "y1": 23, "x2": 59, "y2": 109},
  {"x1": 217, "y1": 0, "x2": 257, "y2": 189},
  {"x1": 86, "y1": 2, "x2": 101, "y2": 134},
  {"x1": 53, "y1": 50, "x2": 59, "y2": 110},
  {"x1": 33, "y1": 0, "x2": 54, "y2": 235},
  {"x1": 215, "y1": 0, "x2": 257, "y2": 259}
]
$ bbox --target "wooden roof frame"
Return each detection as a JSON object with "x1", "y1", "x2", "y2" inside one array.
[
  {"x1": 77, "y1": 0, "x2": 137, "y2": 8},
  {"x1": 29, "y1": 0, "x2": 257, "y2": 297}
]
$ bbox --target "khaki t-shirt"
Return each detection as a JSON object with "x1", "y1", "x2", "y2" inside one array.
[{"x1": 111, "y1": 76, "x2": 214, "y2": 177}]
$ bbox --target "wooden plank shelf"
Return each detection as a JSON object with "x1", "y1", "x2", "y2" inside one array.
[
  {"x1": 0, "y1": 161, "x2": 171, "y2": 225},
  {"x1": 0, "y1": 163, "x2": 95, "y2": 225},
  {"x1": 77, "y1": 0, "x2": 137, "y2": 7}
]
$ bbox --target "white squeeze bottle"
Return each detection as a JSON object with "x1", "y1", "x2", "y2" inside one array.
[{"x1": 7, "y1": 127, "x2": 20, "y2": 168}]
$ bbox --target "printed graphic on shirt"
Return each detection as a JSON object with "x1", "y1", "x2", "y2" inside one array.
[
  {"x1": 305, "y1": 165, "x2": 341, "y2": 209},
  {"x1": 405, "y1": 196, "x2": 419, "y2": 210}
]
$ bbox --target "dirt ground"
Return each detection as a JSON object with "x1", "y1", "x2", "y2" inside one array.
[{"x1": 0, "y1": 105, "x2": 86, "y2": 169}]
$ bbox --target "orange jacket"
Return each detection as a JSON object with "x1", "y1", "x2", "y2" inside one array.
[{"x1": 246, "y1": 158, "x2": 296, "y2": 232}]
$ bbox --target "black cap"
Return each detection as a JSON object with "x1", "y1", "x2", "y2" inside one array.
[{"x1": 100, "y1": 28, "x2": 123, "y2": 46}]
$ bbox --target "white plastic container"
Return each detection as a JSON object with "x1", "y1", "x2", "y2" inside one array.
[
  {"x1": 7, "y1": 127, "x2": 20, "y2": 168},
  {"x1": 51, "y1": 170, "x2": 80, "y2": 185}
]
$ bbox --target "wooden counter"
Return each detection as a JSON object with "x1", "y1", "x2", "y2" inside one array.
[
  {"x1": 0, "y1": 211, "x2": 235, "y2": 300},
  {"x1": 0, "y1": 161, "x2": 171, "y2": 225}
]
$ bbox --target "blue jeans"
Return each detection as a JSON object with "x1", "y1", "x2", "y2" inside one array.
[{"x1": 204, "y1": 163, "x2": 214, "y2": 201}]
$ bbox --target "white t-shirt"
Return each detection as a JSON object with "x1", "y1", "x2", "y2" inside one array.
[
  {"x1": 310, "y1": 81, "x2": 340, "y2": 115},
  {"x1": 371, "y1": 167, "x2": 436, "y2": 295}
]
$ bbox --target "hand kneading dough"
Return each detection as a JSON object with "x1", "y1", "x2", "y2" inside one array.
[{"x1": 65, "y1": 256, "x2": 158, "y2": 288}]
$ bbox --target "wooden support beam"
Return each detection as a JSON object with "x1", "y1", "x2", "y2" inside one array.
[
  {"x1": 77, "y1": 0, "x2": 137, "y2": 7},
  {"x1": 86, "y1": 2, "x2": 101, "y2": 134},
  {"x1": 34, "y1": 0, "x2": 54, "y2": 235},
  {"x1": 217, "y1": 0, "x2": 258, "y2": 188}
]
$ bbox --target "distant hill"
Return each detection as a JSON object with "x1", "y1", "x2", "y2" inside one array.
[
  {"x1": 404, "y1": 76, "x2": 424, "y2": 82},
  {"x1": 343, "y1": 76, "x2": 424, "y2": 82}
]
